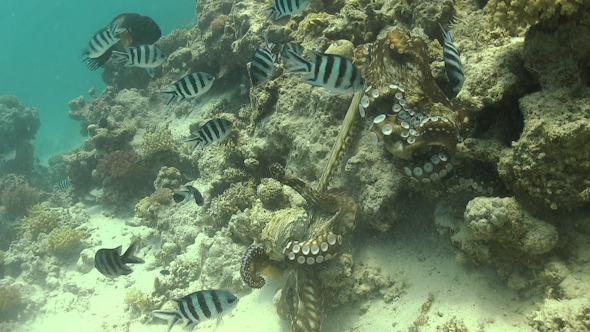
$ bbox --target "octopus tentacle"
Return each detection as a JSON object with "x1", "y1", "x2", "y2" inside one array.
[
  {"x1": 283, "y1": 230, "x2": 342, "y2": 265},
  {"x1": 240, "y1": 243, "x2": 269, "y2": 288},
  {"x1": 278, "y1": 269, "x2": 324, "y2": 332}
]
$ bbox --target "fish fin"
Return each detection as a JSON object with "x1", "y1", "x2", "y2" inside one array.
[
  {"x1": 183, "y1": 321, "x2": 199, "y2": 331},
  {"x1": 186, "y1": 186, "x2": 204, "y2": 206},
  {"x1": 438, "y1": 23, "x2": 453, "y2": 43},
  {"x1": 284, "y1": 50, "x2": 311, "y2": 73},
  {"x1": 263, "y1": 6, "x2": 276, "y2": 22},
  {"x1": 146, "y1": 68, "x2": 156, "y2": 77},
  {"x1": 183, "y1": 137, "x2": 202, "y2": 151},
  {"x1": 122, "y1": 242, "x2": 144, "y2": 264},
  {"x1": 110, "y1": 51, "x2": 128, "y2": 64},
  {"x1": 152, "y1": 310, "x2": 181, "y2": 332}
]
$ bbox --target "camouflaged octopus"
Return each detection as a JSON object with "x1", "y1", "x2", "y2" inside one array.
[
  {"x1": 354, "y1": 26, "x2": 492, "y2": 195},
  {"x1": 240, "y1": 163, "x2": 358, "y2": 332}
]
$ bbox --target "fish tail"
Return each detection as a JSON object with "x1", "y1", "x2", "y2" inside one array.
[
  {"x1": 122, "y1": 241, "x2": 145, "y2": 264},
  {"x1": 163, "y1": 91, "x2": 177, "y2": 105},
  {"x1": 152, "y1": 310, "x2": 181, "y2": 332},
  {"x1": 183, "y1": 137, "x2": 202, "y2": 151},
  {"x1": 284, "y1": 50, "x2": 311, "y2": 73}
]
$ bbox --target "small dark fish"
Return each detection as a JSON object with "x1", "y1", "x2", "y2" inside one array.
[
  {"x1": 249, "y1": 39, "x2": 276, "y2": 87},
  {"x1": 94, "y1": 242, "x2": 144, "y2": 277},
  {"x1": 264, "y1": 0, "x2": 311, "y2": 21},
  {"x1": 173, "y1": 185, "x2": 204, "y2": 206},
  {"x1": 160, "y1": 269, "x2": 170, "y2": 276},
  {"x1": 111, "y1": 44, "x2": 166, "y2": 77},
  {"x1": 85, "y1": 20, "x2": 126, "y2": 59},
  {"x1": 82, "y1": 13, "x2": 161, "y2": 71},
  {"x1": 183, "y1": 118, "x2": 232, "y2": 150},
  {"x1": 285, "y1": 50, "x2": 364, "y2": 95},
  {"x1": 53, "y1": 178, "x2": 71, "y2": 192},
  {"x1": 439, "y1": 24, "x2": 464, "y2": 97},
  {"x1": 152, "y1": 290, "x2": 239, "y2": 332},
  {"x1": 98, "y1": 117, "x2": 109, "y2": 128},
  {"x1": 163, "y1": 72, "x2": 215, "y2": 105}
]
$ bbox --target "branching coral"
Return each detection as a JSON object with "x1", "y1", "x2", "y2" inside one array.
[
  {"x1": 140, "y1": 128, "x2": 178, "y2": 158},
  {"x1": 96, "y1": 150, "x2": 143, "y2": 178},
  {"x1": 0, "y1": 174, "x2": 42, "y2": 216}
]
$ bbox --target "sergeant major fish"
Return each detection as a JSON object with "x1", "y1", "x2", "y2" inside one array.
[
  {"x1": 173, "y1": 185, "x2": 204, "y2": 206},
  {"x1": 84, "y1": 20, "x2": 126, "y2": 60},
  {"x1": 163, "y1": 72, "x2": 215, "y2": 105},
  {"x1": 264, "y1": 0, "x2": 311, "y2": 21},
  {"x1": 183, "y1": 118, "x2": 232, "y2": 150},
  {"x1": 285, "y1": 50, "x2": 364, "y2": 95},
  {"x1": 439, "y1": 23, "x2": 464, "y2": 97},
  {"x1": 152, "y1": 289, "x2": 238, "y2": 332},
  {"x1": 94, "y1": 242, "x2": 144, "y2": 277},
  {"x1": 111, "y1": 44, "x2": 167, "y2": 77},
  {"x1": 249, "y1": 38, "x2": 276, "y2": 87}
]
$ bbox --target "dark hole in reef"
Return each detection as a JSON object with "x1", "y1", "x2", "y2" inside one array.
[
  {"x1": 472, "y1": 99, "x2": 524, "y2": 146},
  {"x1": 475, "y1": 0, "x2": 488, "y2": 9}
]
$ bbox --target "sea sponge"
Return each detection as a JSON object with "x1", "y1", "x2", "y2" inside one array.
[
  {"x1": 486, "y1": 0, "x2": 590, "y2": 32},
  {"x1": 18, "y1": 204, "x2": 60, "y2": 239},
  {"x1": 47, "y1": 226, "x2": 84, "y2": 258},
  {"x1": 0, "y1": 285, "x2": 26, "y2": 322},
  {"x1": 0, "y1": 174, "x2": 42, "y2": 216},
  {"x1": 96, "y1": 150, "x2": 143, "y2": 178},
  {"x1": 140, "y1": 128, "x2": 177, "y2": 158}
]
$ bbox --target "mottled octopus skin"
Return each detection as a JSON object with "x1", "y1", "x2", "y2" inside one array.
[
  {"x1": 240, "y1": 243, "x2": 267, "y2": 288},
  {"x1": 278, "y1": 269, "x2": 324, "y2": 332}
]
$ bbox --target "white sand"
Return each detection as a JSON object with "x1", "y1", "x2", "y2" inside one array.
[{"x1": 16, "y1": 201, "x2": 539, "y2": 332}]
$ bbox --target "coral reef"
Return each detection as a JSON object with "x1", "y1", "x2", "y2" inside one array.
[
  {"x1": 140, "y1": 128, "x2": 178, "y2": 158},
  {"x1": 0, "y1": 174, "x2": 43, "y2": 216},
  {"x1": 0, "y1": 95, "x2": 40, "y2": 177},
  {"x1": 0, "y1": 285, "x2": 26, "y2": 322},
  {"x1": 18, "y1": 205, "x2": 61, "y2": 240},
  {"x1": 528, "y1": 297, "x2": 590, "y2": 331},
  {"x1": 485, "y1": 0, "x2": 590, "y2": 32},
  {"x1": 47, "y1": 226, "x2": 85, "y2": 258}
]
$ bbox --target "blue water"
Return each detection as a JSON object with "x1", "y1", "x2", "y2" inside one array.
[{"x1": 0, "y1": 0, "x2": 195, "y2": 165}]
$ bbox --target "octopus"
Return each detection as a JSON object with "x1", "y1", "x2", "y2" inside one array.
[
  {"x1": 354, "y1": 26, "x2": 495, "y2": 195},
  {"x1": 239, "y1": 163, "x2": 359, "y2": 332}
]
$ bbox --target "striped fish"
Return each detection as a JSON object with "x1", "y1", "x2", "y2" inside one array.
[
  {"x1": 84, "y1": 20, "x2": 126, "y2": 59},
  {"x1": 183, "y1": 118, "x2": 232, "y2": 150},
  {"x1": 439, "y1": 24, "x2": 464, "y2": 96},
  {"x1": 264, "y1": 0, "x2": 311, "y2": 21},
  {"x1": 285, "y1": 50, "x2": 364, "y2": 95},
  {"x1": 111, "y1": 44, "x2": 166, "y2": 76},
  {"x1": 280, "y1": 42, "x2": 304, "y2": 62},
  {"x1": 249, "y1": 40, "x2": 276, "y2": 87},
  {"x1": 94, "y1": 242, "x2": 144, "y2": 277},
  {"x1": 163, "y1": 72, "x2": 215, "y2": 105},
  {"x1": 152, "y1": 290, "x2": 238, "y2": 332},
  {"x1": 53, "y1": 178, "x2": 71, "y2": 192}
]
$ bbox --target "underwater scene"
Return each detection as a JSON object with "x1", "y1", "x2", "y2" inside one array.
[{"x1": 1, "y1": 0, "x2": 589, "y2": 331}]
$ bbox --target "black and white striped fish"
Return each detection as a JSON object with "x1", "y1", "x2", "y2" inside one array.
[
  {"x1": 173, "y1": 185, "x2": 204, "y2": 206},
  {"x1": 94, "y1": 242, "x2": 144, "y2": 277},
  {"x1": 264, "y1": 0, "x2": 311, "y2": 21},
  {"x1": 183, "y1": 118, "x2": 232, "y2": 150},
  {"x1": 285, "y1": 50, "x2": 364, "y2": 95},
  {"x1": 439, "y1": 24, "x2": 465, "y2": 97},
  {"x1": 249, "y1": 40, "x2": 276, "y2": 87},
  {"x1": 111, "y1": 44, "x2": 166, "y2": 76},
  {"x1": 53, "y1": 178, "x2": 71, "y2": 192},
  {"x1": 85, "y1": 20, "x2": 126, "y2": 59},
  {"x1": 152, "y1": 290, "x2": 238, "y2": 332},
  {"x1": 163, "y1": 72, "x2": 215, "y2": 105}
]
